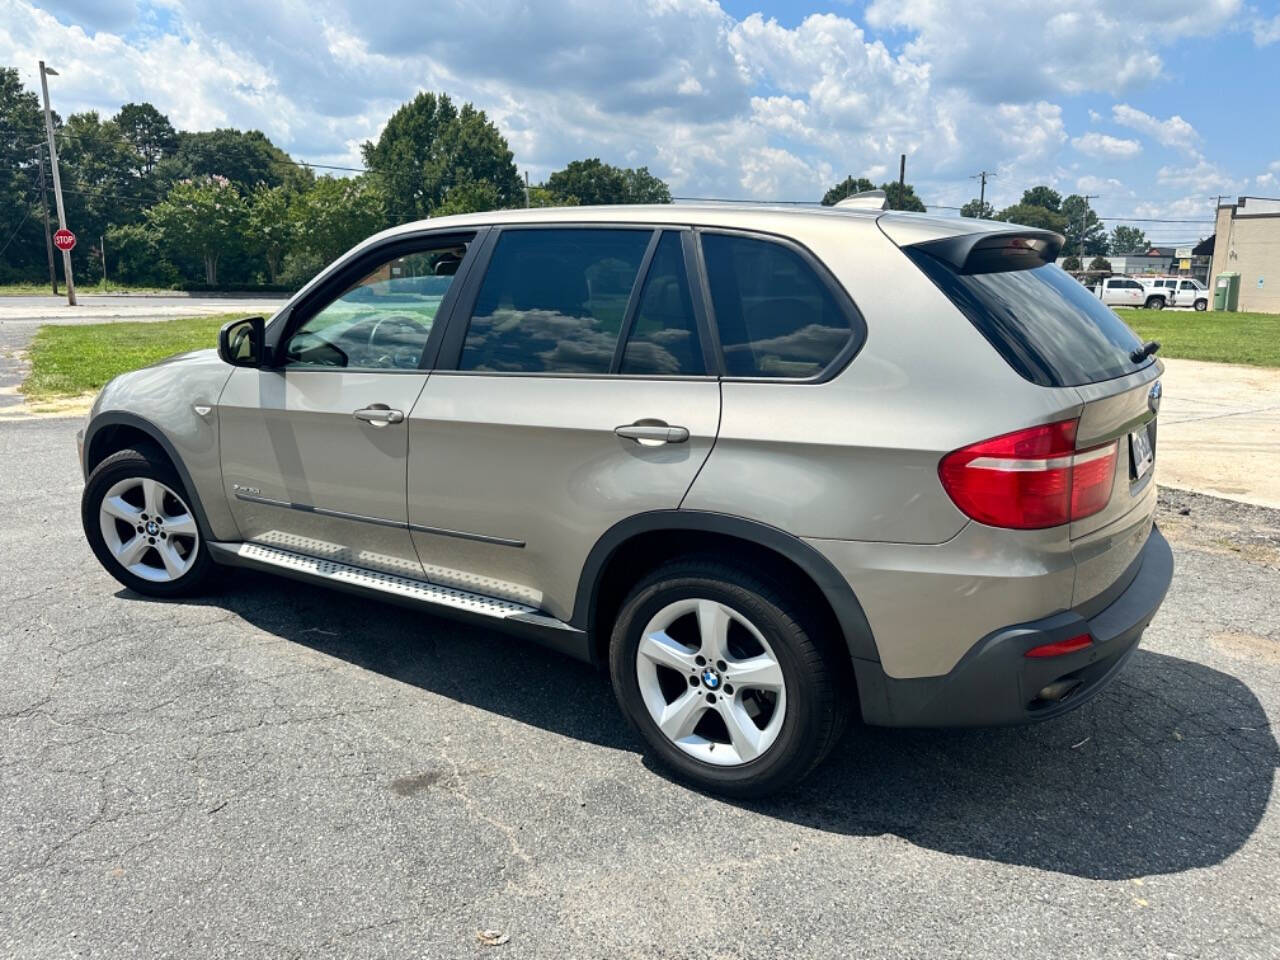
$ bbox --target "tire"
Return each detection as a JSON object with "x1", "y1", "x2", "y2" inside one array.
[
  {"x1": 1145, "y1": 296, "x2": 1165, "y2": 310},
  {"x1": 1195, "y1": 299, "x2": 1207, "y2": 312},
  {"x1": 81, "y1": 444, "x2": 218, "y2": 598},
  {"x1": 609, "y1": 558, "x2": 850, "y2": 798}
]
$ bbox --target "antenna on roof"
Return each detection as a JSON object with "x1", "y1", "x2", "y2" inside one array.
[{"x1": 835, "y1": 189, "x2": 888, "y2": 211}]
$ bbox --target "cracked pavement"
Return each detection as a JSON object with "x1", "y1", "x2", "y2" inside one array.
[{"x1": 1, "y1": 416, "x2": 1278, "y2": 959}]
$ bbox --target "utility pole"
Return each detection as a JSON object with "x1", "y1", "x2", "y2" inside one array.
[
  {"x1": 896, "y1": 154, "x2": 906, "y2": 210},
  {"x1": 100, "y1": 234, "x2": 107, "y2": 284},
  {"x1": 1078, "y1": 193, "x2": 1100, "y2": 259},
  {"x1": 39, "y1": 61, "x2": 75, "y2": 306},
  {"x1": 969, "y1": 170, "x2": 995, "y2": 217},
  {"x1": 524, "y1": 170, "x2": 530, "y2": 208},
  {"x1": 36, "y1": 144, "x2": 58, "y2": 295}
]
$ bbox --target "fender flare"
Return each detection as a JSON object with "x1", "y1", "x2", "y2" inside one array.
[
  {"x1": 82, "y1": 411, "x2": 216, "y2": 541},
  {"x1": 569, "y1": 510, "x2": 880, "y2": 664}
]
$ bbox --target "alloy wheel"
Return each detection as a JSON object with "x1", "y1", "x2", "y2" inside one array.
[
  {"x1": 98, "y1": 477, "x2": 199, "y2": 583},
  {"x1": 635, "y1": 597, "x2": 787, "y2": 766}
]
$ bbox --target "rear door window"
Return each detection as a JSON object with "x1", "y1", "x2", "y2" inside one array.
[
  {"x1": 619, "y1": 232, "x2": 704, "y2": 375},
  {"x1": 700, "y1": 232, "x2": 855, "y2": 378},
  {"x1": 460, "y1": 228, "x2": 651, "y2": 373},
  {"x1": 905, "y1": 250, "x2": 1152, "y2": 387}
]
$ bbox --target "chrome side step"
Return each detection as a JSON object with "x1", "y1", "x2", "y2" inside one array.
[{"x1": 209, "y1": 541, "x2": 537, "y2": 619}]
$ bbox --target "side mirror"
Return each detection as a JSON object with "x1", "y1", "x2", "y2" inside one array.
[{"x1": 218, "y1": 316, "x2": 265, "y2": 367}]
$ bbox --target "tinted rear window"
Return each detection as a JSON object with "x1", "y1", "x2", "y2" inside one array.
[{"x1": 905, "y1": 250, "x2": 1152, "y2": 387}]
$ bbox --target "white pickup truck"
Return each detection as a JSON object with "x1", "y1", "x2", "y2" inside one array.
[
  {"x1": 1140, "y1": 277, "x2": 1210, "y2": 311},
  {"x1": 1090, "y1": 275, "x2": 1147, "y2": 308}
]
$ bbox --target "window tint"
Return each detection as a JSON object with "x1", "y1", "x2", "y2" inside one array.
[
  {"x1": 905, "y1": 250, "x2": 1151, "y2": 388},
  {"x1": 284, "y1": 243, "x2": 467, "y2": 370},
  {"x1": 701, "y1": 233, "x2": 853, "y2": 378},
  {"x1": 620, "y1": 232, "x2": 704, "y2": 375},
  {"x1": 1180, "y1": 281, "x2": 1196, "y2": 290},
  {"x1": 460, "y1": 228, "x2": 651, "y2": 374}
]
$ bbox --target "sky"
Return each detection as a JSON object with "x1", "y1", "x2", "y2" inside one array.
[{"x1": 4, "y1": 0, "x2": 1280, "y2": 244}]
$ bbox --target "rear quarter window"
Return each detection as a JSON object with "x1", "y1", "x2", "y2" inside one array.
[
  {"x1": 906, "y1": 249, "x2": 1152, "y2": 388},
  {"x1": 700, "y1": 232, "x2": 858, "y2": 379}
]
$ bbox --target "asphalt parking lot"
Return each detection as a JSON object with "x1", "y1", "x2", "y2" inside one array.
[{"x1": 2, "y1": 415, "x2": 1278, "y2": 959}]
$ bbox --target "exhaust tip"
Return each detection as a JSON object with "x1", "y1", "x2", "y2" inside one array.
[{"x1": 1035, "y1": 678, "x2": 1084, "y2": 704}]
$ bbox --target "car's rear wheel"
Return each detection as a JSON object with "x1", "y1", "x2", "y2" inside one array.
[
  {"x1": 609, "y1": 559, "x2": 848, "y2": 798},
  {"x1": 82, "y1": 445, "x2": 218, "y2": 597},
  {"x1": 1145, "y1": 296, "x2": 1165, "y2": 310}
]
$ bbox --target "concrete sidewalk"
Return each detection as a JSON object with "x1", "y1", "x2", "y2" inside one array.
[{"x1": 1157, "y1": 357, "x2": 1280, "y2": 509}]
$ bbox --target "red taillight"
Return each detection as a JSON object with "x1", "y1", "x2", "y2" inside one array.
[
  {"x1": 1025, "y1": 633, "x2": 1092, "y2": 658},
  {"x1": 939, "y1": 418, "x2": 1117, "y2": 529}
]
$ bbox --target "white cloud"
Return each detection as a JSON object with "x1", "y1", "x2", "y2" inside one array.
[
  {"x1": 0, "y1": 0, "x2": 1260, "y2": 215},
  {"x1": 865, "y1": 0, "x2": 1241, "y2": 100},
  {"x1": 1072, "y1": 132, "x2": 1141, "y2": 158},
  {"x1": 1256, "y1": 161, "x2": 1280, "y2": 190},
  {"x1": 1253, "y1": 12, "x2": 1280, "y2": 45},
  {"x1": 1111, "y1": 104, "x2": 1199, "y2": 152},
  {"x1": 1156, "y1": 158, "x2": 1240, "y2": 194}
]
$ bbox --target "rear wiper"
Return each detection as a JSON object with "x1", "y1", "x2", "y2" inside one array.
[{"x1": 1130, "y1": 340, "x2": 1160, "y2": 363}]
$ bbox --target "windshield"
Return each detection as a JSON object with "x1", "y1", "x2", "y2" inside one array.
[{"x1": 906, "y1": 250, "x2": 1153, "y2": 388}]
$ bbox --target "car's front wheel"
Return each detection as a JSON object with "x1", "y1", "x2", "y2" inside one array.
[
  {"x1": 1195, "y1": 298, "x2": 1208, "y2": 311},
  {"x1": 82, "y1": 445, "x2": 218, "y2": 597},
  {"x1": 609, "y1": 559, "x2": 849, "y2": 798}
]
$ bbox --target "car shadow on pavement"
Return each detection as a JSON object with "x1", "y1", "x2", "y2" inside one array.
[{"x1": 151, "y1": 572, "x2": 1278, "y2": 882}]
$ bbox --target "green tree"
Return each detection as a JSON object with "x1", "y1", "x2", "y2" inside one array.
[
  {"x1": 821, "y1": 176, "x2": 876, "y2": 206},
  {"x1": 290, "y1": 174, "x2": 386, "y2": 265},
  {"x1": 433, "y1": 178, "x2": 504, "y2": 216},
  {"x1": 1109, "y1": 224, "x2": 1148, "y2": 254},
  {"x1": 362, "y1": 92, "x2": 522, "y2": 224},
  {"x1": 113, "y1": 102, "x2": 178, "y2": 176},
  {"x1": 146, "y1": 175, "x2": 247, "y2": 284},
  {"x1": 881, "y1": 180, "x2": 927, "y2": 212},
  {"x1": 1061, "y1": 194, "x2": 1108, "y2": 256},
  {"x1": 527, "y1": 184, "x2": 566, "y2": 207},
  {"x1": 102, "y1": 222, "x2": 179, "y2": 286},
  {"x1": 0, "y1": 67, "x2": 51, "y2": 283},
  {"x1": 543, "y1": 158, "x2": 672, "y2": 206},
  {"x1": 1088, "y1": 256, "x2": 1113, "y2": 272},
  {"x1": 960, "y1": 198, "x2": 995, "y2": 219},
  {"x1": 622, "y1": 166, "x2": 672, "y2": 203},
  {"x1": 1020, "y1": 185, "x2": 1062, "y2": 212},
  {"x1": 994, "y1": 202, "x2": 1069, "y2": 233},
  {"x1": 56, "y1": 111, "x2": 143, "y2": 282},
  {"x1": 1060, "y1": 255, "x2": 1082, "y2": 271},
  {"x1": 161, "y1": 128, "x2": 310, "y2": 194},
  {"x1": 246, "y1": 184, "x2": 294, "y2": 283}
]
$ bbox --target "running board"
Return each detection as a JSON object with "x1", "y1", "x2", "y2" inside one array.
[
  {"x1": 210, "y1": 541, "x2": 537, "y2": 617},
  {"x1": 208, "y1": 541, "x2": 592, "y2": 661}
]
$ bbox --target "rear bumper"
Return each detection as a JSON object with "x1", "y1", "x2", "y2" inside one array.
[{"x1": 854, "y1": 524, "x2": 1173, "y2": 727}]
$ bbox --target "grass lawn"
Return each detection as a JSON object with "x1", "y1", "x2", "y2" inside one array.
[
  {"x1": 0, "y1": 282, "x2": 177, "y2": 297},
  {"x1": 1115, "y1": 308, "x2": 1280, "y2": 368},
  {"x1": 22, "y1": 313, "x2": 237, "y2": 401}
]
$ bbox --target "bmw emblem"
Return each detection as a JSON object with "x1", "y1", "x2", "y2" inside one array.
[
  {"x1": 701, "y1": 668, "x2": 721, "y2": 690},
  {"x1": 1148, "y1": 381, "x2": 1162, "y2": 414}
]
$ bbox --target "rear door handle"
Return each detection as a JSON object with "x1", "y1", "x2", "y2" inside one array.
[
  {"x1": 353, "y1": 404, "x2": 404, "y2": 426},
  {"x1": 615, "y1": 421, "x2": 690, "y2": 444}
]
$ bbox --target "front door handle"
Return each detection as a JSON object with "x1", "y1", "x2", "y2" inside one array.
[
  {"x1": 353, "y1": 404, "x2": 404, "y2": 426},
  {"x1": 615, "y1": 421, "x2": 690, "y2": 444}
]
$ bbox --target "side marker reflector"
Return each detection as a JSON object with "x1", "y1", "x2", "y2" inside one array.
[{"x1": 1025, "y1": 633, "x2": 1093, "y2": 659}]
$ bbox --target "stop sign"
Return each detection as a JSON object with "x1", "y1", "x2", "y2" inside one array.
[{"x1": 53, "y1": 228, "x2": 76, "y2": 252}]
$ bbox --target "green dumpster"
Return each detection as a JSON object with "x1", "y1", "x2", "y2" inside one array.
[{"x1": 1214, "y1": 272, "x2": 1240, "y2": 311}]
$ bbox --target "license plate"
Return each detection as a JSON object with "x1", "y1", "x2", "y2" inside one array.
[{"x1": 1130, "y1": 424, "x2": 1155, "y2": 480}]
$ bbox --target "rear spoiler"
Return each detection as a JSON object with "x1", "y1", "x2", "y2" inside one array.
[{"x1": 904, "y1": 229, "x2": 1064, "y2": 275}]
